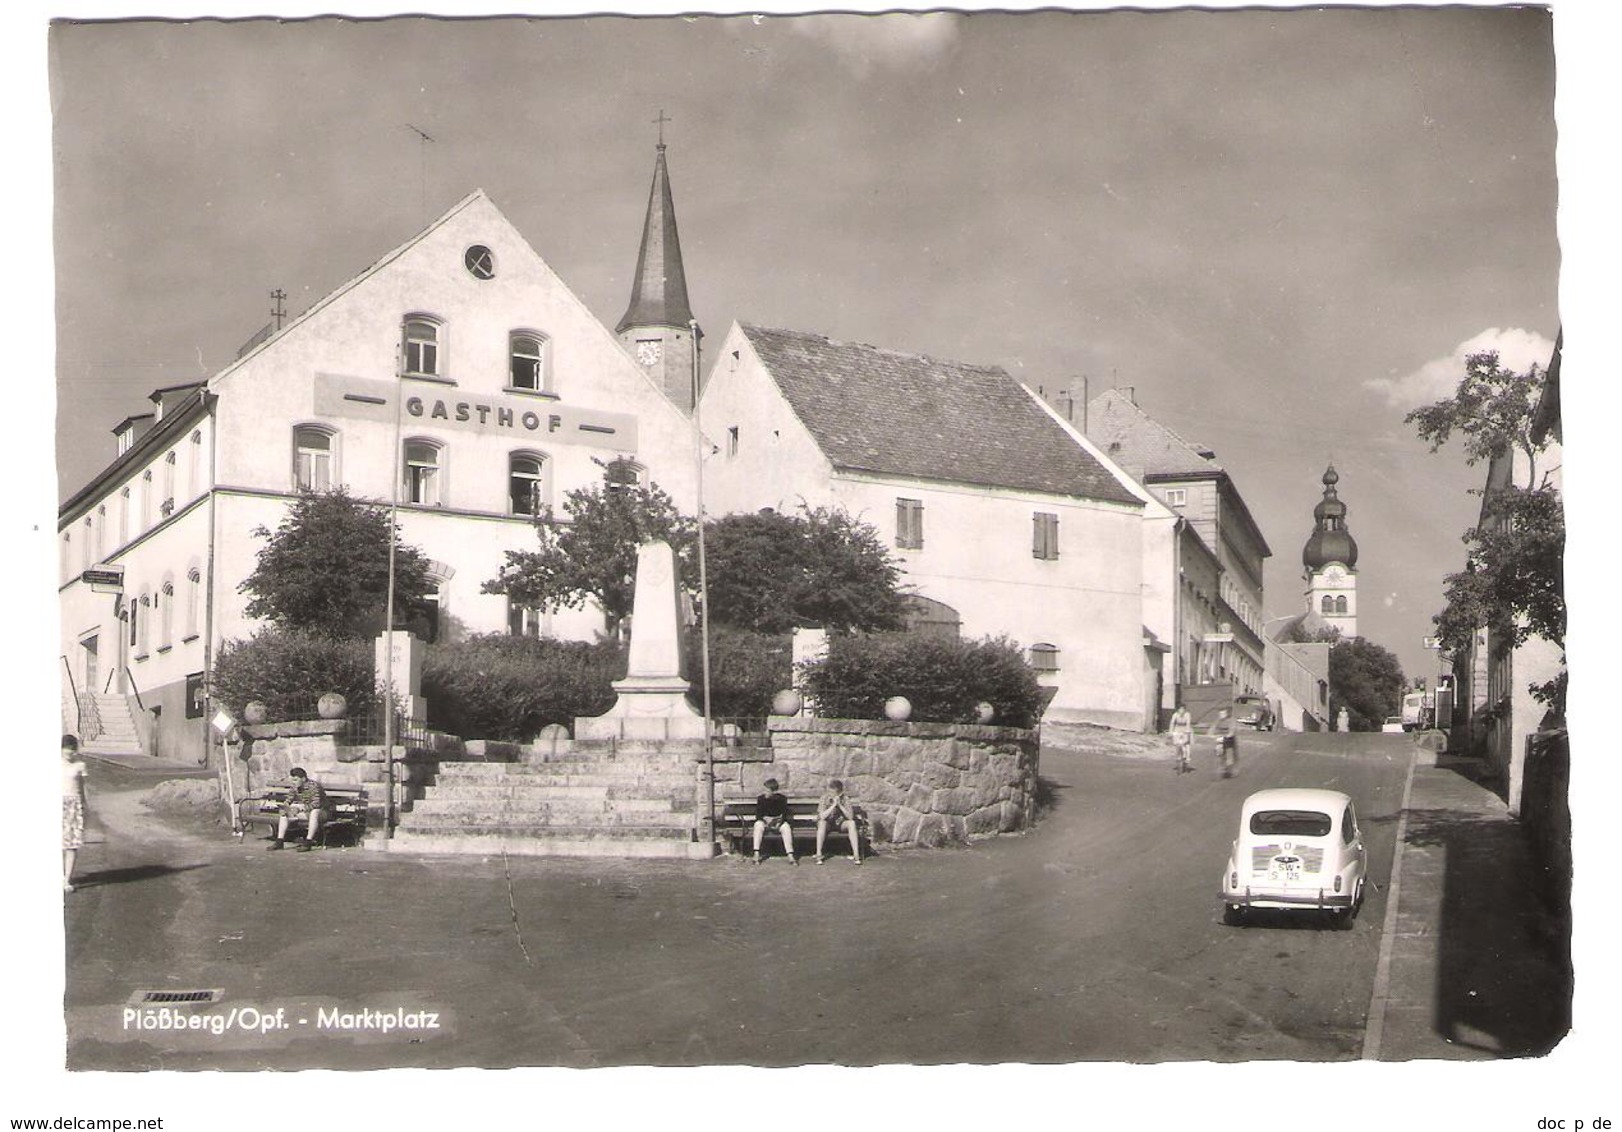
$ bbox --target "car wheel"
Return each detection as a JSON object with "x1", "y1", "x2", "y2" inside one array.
[{"x1": 1222, "y1": 904, "x2": 1246, "y2": 927}]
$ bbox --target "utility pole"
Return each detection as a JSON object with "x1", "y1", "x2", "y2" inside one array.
[{"x1": 270, "y1": 289, "x2": 287, "y2": 332}]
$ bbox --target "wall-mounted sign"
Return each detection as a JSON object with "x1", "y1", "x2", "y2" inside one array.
[
  {"x1": 81, "y1": 567, "x2": 124, "y2": 592},
  {"x1": 314, "y1": 373, "x2": 638, "y2": 452}
]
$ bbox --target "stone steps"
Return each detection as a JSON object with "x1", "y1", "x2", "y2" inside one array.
[
  {"x1": 410, "y1": 798, "x2": 685, "y2": 820},
  {"x1": 391, "y1": 755, "x2": 700, "y2": 858},
  {"x1": 441, "y1": 752, "x2": 694, "y2": 771},
  {"x1": 402, "y1": 810, "x2": 690, "y2": 832}
]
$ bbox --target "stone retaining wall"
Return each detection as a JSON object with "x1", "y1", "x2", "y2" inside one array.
[
  {"x1": 235, "y1": 720, "x2": 462, "y2": 826},
  {"x1": 746, "y1": 717, "x2": 1040, "y2": 846}
]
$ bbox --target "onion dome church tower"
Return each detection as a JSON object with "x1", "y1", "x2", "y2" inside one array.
[
  {"x1": 617, "y1": 134, "x2": 700, "y2": 410},
  {"x1": 1302, "y1": 463, "x2": 1359, "y2": 638}
]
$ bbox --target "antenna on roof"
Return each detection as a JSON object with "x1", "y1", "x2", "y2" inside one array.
[
  {"x1": 405, "y1": 123, "x2": 436, "y2": 219},
  {"x1": 270, "y1": 288, "x2": 287, "y2": 332}
]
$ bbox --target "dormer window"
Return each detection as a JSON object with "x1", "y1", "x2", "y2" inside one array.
[
  {"x1": 402, "y1": 316, "x2": 442, "y2": 378},
  {"x1": 117, "y1": 427, "x2": 134, "y2": 456}
]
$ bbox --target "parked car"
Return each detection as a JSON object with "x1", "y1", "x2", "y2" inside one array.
[
  {"x1": 1232, "y1": 694, "x2": 1275, "y2": 731},
  {"x1": 1381, "y1": 716, "x2": 1405, "y2": 734},
  {"x1": 1220, "y1": 788, "x2": 1366, "y2": 928}
]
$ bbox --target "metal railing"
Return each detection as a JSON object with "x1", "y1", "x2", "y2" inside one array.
[{"x1": 60, "y1": 655, "x2": 104, "y2": 742}]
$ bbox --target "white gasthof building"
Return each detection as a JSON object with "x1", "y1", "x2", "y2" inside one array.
[
  {"x1": 697, "y1": 324, "x2": 1157, "y2": 731},
  {"x1": 57, "y1": 182, "x2": 702, "y2": 764}
]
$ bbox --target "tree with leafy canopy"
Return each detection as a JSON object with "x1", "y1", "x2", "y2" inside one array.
[
  {"x1": 1328, "y1": 637, "x2": 1407, "y2": 732},
  {"x1": 1433, "y1": 484, "x2": 1565, "y2": 706},
  {"x1": 1406, "y1": 350, "x2": 1548, "y2": 489},
  {"x1": 703, "y1": 506, "x2": 907, "y2": 633},
  {"x1": 240, "y1": 488, "x2": 436, "y2": 640},
  {"x1": 1408, "y1": 348, "x2": 1564, "y2": 710},
  {"x1": 483, "y1": 478, "x2": 696, "y2": 641}
]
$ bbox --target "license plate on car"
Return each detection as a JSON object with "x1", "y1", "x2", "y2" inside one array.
[{"x1": 1270, "y1": 857, "x2": 1302, "y2": 882}]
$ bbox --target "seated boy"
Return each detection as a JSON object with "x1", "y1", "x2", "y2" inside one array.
[
  {"x1": 270, "y1": 767, "x2": 327, "y2": 852},
  {"x1": 751, "y1": 778, "x2": 796, "y2": 864},
  {"x1": 815, "y1": 779, "x2": 862, "y2": 865}
]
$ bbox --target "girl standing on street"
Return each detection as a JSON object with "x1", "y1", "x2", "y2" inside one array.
[
  {"x1": 63, "y1": 734, "x2": 88, "y2": 893},
  {"x1": 1169, "y1": 704, "x2": 1193, "y2": 774}
]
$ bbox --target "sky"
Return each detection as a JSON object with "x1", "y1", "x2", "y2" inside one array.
[{"x1": 47, "y1": 7, "x2": 1559, "y2": 681}]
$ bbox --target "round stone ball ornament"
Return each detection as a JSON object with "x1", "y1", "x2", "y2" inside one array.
[
  {"x1": 884, "y1": 696, "x2": 913, "y2": 722},
  {"x1": 976, "y1": 701, "x2": 996, "y2": 724},
  {"x1": 317, "y1": 693, "x2": 348, "y2": 720},
  {"x1": 771, "y1": 689, "x2": 804, "y2": 716},
  {"x1": 243, "y1": 701, "x2": 268, "y2": 725}
]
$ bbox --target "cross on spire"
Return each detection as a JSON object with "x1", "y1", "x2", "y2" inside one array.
[{"x1": 653, "y1": 109, "x2": 672, "y2": 148}]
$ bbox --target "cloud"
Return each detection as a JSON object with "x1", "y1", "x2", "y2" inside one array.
[
  {"x1": 786, "y1": 13, "x2": 961, "y2": 77},
  {"x1": 1365, "y1": 327, "x2": 1555, "y2": 408}
]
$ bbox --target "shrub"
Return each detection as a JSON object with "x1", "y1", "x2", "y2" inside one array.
[
  {"x1": 683, "y1": 627, "x2": 793, "y2": 719},
  {"x1": 422, "y1": 635, "x2": 624, "y2": 741},
  {"x1": 798, "y1": 633, "x2": 1045, "y2": 728},
  {"x1": 211, "y1": 628, "x2": 378, "y2": 723}
]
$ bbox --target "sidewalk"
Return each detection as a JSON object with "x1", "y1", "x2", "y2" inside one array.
[{"x1": 1368, "y1": 753, "x2": 1571, "y2": 1059}]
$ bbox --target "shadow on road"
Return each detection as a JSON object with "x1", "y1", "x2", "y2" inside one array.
[
  {"x1": 72, "y1": 863, "x2": 210, "y2": 889},
  {"x1": 1404, "y1": 763, "x2": 1571, "y2": 1056}
]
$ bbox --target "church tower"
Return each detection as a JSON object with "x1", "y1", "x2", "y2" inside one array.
[
  {"x1": 617, "y1": 137, "x2": 700, "y2": 410},
  {"x1": 1302, "y1": 463, "x2": 1359, "y2": 638}
]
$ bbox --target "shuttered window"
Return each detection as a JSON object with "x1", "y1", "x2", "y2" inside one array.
[
  {"x1": 1033, "y1": 512, "x2": 1059, "y2": 560},
  {"x1": 896, "y1": 498, "x2": 924, "y2": 550}
]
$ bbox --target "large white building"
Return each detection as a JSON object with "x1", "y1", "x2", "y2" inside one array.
[
  {"x1": 697, "y1": 324, "x2": 1157, "y2": 731},
  {"x1": 58, "y1": 183, "x2": 702, "y2": 763},
  {"x1": 61, "y1": 140, "x2": 1181, "y2": 759}
]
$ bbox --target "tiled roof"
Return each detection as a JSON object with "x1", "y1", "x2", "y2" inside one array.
[
  {"x1": 741, "y1": 325, "x2": 1139, "y2": 504},
  {"x1": 1085, "y1": 388, "x2": 1220, "y2": 480}
]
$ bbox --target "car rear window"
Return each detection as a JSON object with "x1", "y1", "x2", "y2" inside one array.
[{"x1": 1249, "y1": 809, "x2": 1333, "y2": 837}]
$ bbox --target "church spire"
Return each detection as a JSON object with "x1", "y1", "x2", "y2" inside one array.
[
  {"x1": 617, "y1": 138, "x2": 695, "y2": 335},
  {"x1": 617, "y1": 125, "x2": 700, "y2": 410}
]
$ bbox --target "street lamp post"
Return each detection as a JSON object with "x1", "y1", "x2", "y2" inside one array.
[{"x1": 691, "y1": 320, "x2": 715, "y2": 852}]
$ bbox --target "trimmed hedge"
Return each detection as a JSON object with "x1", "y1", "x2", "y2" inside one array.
[
  {"x1": 210, "y1": 628, "x2": 378, "y2": 723},
  {"x1": 798, "y1": 633, "x2": 1045, "y2": 729},
  {"x1": 422, "y1": 635, "x2": 624, "y2": 741},
  {"x1": 683, "y1": 627, "x2": 793, "y2": 720}
]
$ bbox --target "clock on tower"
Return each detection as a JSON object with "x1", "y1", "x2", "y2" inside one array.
[{"x1": 636, "y1": 339, "x2": 663, "y2": 368}]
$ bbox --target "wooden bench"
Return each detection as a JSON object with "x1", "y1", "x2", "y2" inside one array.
[
  {"x1": 715, "y1": 798, "x2": 870, "y2": 859},
  {"x1": 237, "y1": 783, "x2": 369, "y2": 847}
]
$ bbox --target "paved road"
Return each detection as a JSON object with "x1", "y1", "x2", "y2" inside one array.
[{"x1": 66, "y1": 730, "x2": 1412, "y2": 1068}]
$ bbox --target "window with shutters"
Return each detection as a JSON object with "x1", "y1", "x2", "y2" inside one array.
[
  {"x1": 1033, "y1": 512, "x2": 1059, "y2": 560},
  {"x1": 896, "y1": 498, "x2": 924, "y2": 550}
]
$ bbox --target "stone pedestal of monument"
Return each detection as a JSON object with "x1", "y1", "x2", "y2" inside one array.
[{"x1": 575, "y1": 540, "x2": 706, "y2": 742}]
